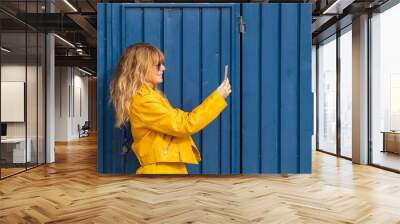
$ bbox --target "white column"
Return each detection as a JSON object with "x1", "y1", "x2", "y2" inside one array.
[
  {"x1": 352, "y1": 14, "x2": 369, "y2": 164},
  {"x1": 46, "y1": 1, "x2": 55, "y2": 163}
]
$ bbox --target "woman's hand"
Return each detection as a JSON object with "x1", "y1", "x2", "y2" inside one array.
[{"x1": 216, "y1": 77, "x2": 232, "y2": 98}]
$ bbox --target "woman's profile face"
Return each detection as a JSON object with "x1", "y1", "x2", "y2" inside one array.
[{"x1": 145, "y1": 62, "x2": 165, "y2": 86}]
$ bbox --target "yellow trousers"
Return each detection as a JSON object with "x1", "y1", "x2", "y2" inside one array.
[{"x1": 136, "y1": 162, "x2": 188, "y2": 174}]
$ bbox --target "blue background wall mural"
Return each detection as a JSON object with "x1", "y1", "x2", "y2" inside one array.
[{"x1": 97, "y1": 3, "x2": 313, "y2": 174}]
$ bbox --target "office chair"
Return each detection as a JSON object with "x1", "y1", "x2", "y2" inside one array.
[{"x1": 78, "y1": 121, "x2": 90, "y2": 138}]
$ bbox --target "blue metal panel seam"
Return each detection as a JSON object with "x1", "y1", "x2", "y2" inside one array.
[
  {"x1": 199, "y1": 8, "x2": 203, "y2": 173},
  {"x1": 239, "y1": 3, "x2": 243, "y2": 174},
  {"x1": 219, "y1": 8, "x2": 222, "y2": 173},
  {"x1": 105, "y1": 4, "x2": 112, "y2": 172},
  {"x1": 180, "y1": 8, "x2": 184, "y2": 128},
  {"x1": 258, "y1": 4, "x2": 262, "y2": 173}
]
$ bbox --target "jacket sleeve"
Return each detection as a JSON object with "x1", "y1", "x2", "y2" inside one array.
[{"x1": 131, "y1": 90, "x2": 228, "y2": 137}]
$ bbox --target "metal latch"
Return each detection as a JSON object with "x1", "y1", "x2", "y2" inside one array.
[
  {"x1": 121, "y1": 145, "x2": 129, "y2": 154},
  {"x1": 239, "y1": 16, "x2": 246, "y2": 33}
]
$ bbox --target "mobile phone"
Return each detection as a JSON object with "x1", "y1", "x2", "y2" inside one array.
[{"x1": 224, "y1": 65, "x2": 228, "y2": 80}]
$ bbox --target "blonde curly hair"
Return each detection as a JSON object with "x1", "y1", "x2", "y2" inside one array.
[{"x1": 109, "y1": 43, "x2": 164, "y2": 127}]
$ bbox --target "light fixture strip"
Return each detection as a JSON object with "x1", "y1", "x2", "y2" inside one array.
[
  {"x1": 322, "y1": 0, "x2": 342, "y2": 14},
  {"x1": 63, "y1": 0, "x2": 78, "y2": 12},
  {"x1": 54, "y1": 34, "x2": 75, "y2": 48},
  {"x1": 77, "y1": 67, "x2": 93, "y2": 76},
  {"x1": 1, "y1": 47, "x2": 11, "y2": 53}
]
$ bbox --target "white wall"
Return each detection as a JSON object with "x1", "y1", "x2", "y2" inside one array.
[
  {"x1": 72, "y1": 72, "x2": 89, "y2": 138},
  {"x1": 54, "y1": 67, "x2": 89, "y2": 141},
  {"x1": 55, "y1": 66, "x2": 69, "y2": 141}
]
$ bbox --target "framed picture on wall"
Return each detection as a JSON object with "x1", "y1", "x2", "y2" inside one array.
[{"x1": 1, "y1": 81, "x2": 25, "y2": 122}]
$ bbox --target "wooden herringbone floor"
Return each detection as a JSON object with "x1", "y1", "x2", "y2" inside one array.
[{"x1": 1, "y1": 135, "x2": 400, "y2": 224}]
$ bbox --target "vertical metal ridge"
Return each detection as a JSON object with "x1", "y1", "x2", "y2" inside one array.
[
  {"x1": 259, "y1": 4, "x2": 262, "y2": 173},
  {"x1": 278, "y1": 4, "x2": 282, "y2": 173},
  {"x1": 141, "y1": 8, "x2": 145, "y2": 43},
  {"x1": 107, "y1": 4, "x2": 113, "y2": 172},
  {"x1": 161, "y1": 8, "x2": 164, "y2": 53},
  {"x1": 180, "y1": 8, "x2": 183, "y2": 112},
  {"x1": 219, "y1": 7, "x2": 222, "y2": 173},
  {"x1": 298, "y1": 3, "x2": 312, "y2": 173},
  {"x1": 297, "y1": 4, "x2": 301, "y2": 173},
  {"x1": 239, "y1": 3, "x2": 243, "y2": 174},
  {"x1": 200, "y1": 7, "x2": 203, "y2": 174},
  {"x1": 235, "y1": 4, "x2": 240, "y2": 174},
  {"x1": 141, "y1": 8, "x2": 144, "y2": 42},
  {"x1": 229, "y1": 6, "x2": 233, "y2": 174}
]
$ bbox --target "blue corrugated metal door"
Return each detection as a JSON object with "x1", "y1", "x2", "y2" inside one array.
[
  {"x1": 242, "y1": 3, "x2": 313, "y2": 173},
  {"x1": 97, "y1": 3, "x2": 241, "y2": 174},
  {"x1": 97, "y1": 3, "x2": 313, "y2": 174}
]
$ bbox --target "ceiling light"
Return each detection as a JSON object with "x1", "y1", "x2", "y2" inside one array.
[
  {"x1": 77, "y1": 67, "x2": 93, "y2": 76},
  {"x1": 54, "y1": 34, "x2": 75, "y2": 48},
  {"x1": 63, "y1": 0, "x2": 78, "y2": 12},
  {"x1": 322, "y1": 0, "x2": 355, "y2": 15},
  {"x1": 1, "y1": 47, "x2": 11, "y2": 53}
]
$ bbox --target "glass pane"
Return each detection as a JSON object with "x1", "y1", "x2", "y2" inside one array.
[
  {"x1": 27, "y1": 31, "x2": 38, "y2": 169},
  {"x1": 371, "y1": 4, "x2": 400, "y2": 171},
  {"x1": 1, "y1": 30, "x2": 27, "y2": 177},
  {"x1": 0, "y1": 1, "x2": 46, "y2": 178},
  {"x1": 318, "y1": 36, "x2": 337, "y2": 154},
  {"x1": 340, "y1": 28, "x2": 352, "y2": 158}
]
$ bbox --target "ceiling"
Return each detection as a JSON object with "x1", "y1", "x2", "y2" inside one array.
[
  {"x1": 0, "y1": 0, "x2": 98, "y2": 74},
  {"x1": 0, "y1": 0, "x2": 394, "y2": 75}
]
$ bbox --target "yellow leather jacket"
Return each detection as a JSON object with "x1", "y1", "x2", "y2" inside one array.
[{"x1": 129, "y1": 84, "x2": 228, "y2": 166}]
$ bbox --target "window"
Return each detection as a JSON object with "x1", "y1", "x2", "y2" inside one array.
[
  {"x1": 317, "y1": 36, "x2": 337, "y2": 154},
  {"x1": 370, "y1": 3, "x2": 400, "y2": 171},
  {"x1": 339, "y1": 27, "x2": 352, "y2": 158}
]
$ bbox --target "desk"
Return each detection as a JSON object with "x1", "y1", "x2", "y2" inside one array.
[
  {"x1": 1, "y1": 138, "x2": 31, "y2": 163},
  {"x1": 381, "y1": 131, "x2": 400, "y2": 154}
]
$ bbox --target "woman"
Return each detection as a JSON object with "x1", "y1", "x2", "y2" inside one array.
[{"x1": 110, "y1": 43, "x2": 231, "y2": 174}]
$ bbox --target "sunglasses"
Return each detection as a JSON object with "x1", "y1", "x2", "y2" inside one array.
[{"x1": 156, "y1": 63, "x2": 164, "y2": 71}]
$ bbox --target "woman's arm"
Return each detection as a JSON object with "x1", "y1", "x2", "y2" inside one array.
[{"x1": 131, "y1": 90, "x2": 227, "y2": 137}]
